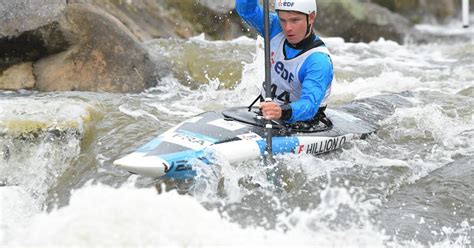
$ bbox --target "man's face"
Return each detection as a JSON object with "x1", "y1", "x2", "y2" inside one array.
[{"x1": 278, "y1": 11, "x2": 316, "y2": 45}]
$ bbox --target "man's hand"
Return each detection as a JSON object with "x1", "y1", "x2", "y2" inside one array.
[{"x1": 260, "y1": 101, "x2": 282, "y2": 120}]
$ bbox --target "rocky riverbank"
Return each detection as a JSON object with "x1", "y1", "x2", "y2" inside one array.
[{"x1": 1, "y1": 0, "x2": 471, "y2": 92}]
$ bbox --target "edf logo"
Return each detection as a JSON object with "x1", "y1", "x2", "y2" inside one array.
[
  {"x1": 278, "y1": 1, "x2": 295, "y2": 7},
  {"x1": 274, "y1": 61, "x2": 295, "y2": 84}
]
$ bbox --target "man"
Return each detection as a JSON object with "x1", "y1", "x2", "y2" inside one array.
[{"x1": 236, "y1": 0, "x2": 334, "y2": 124}]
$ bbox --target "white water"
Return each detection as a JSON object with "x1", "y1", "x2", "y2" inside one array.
[{"x1": 2, "y1": 182, "x2": 390, "y2": 247}]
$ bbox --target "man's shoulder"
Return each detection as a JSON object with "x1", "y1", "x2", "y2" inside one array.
[
  {"x1": 298, "y1": 51, "x2": 333, "y2": 81},
  {"x1": 305, "y1": 51, "x2": 333, "y2": 68}
]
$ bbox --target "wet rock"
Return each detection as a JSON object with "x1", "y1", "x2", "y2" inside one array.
[
  {"x1": 34, "y1": 4, "x2": 157, "y2": 92},
  {"x1": 0, "y1": 1, "x2": 158, "y2": 93},
  {"x1": 0, "y1": 22, "x2": 70, "y2": 72},
  {"x1": 0, "y1": 62, "x2": 35, "y2": 90}
]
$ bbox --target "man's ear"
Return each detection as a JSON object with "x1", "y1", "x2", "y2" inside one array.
[{"x1": 310, "y1": 12, "x2": 317, "y2": 24}]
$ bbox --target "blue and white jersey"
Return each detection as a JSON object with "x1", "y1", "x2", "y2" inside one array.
[
  {"x1": 266, "y1": 32, "x2": 332, "y2": 107},
  {"x1": 236, "y1": 0, "x2": 334, "y2": 123}
]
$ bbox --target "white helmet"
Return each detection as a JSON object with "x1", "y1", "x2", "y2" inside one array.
[{"x1": 275, "y1": 0, "x2": 317, "y2": 15}]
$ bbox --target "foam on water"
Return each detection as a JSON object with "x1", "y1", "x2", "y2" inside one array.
[
  {"x1": 2, "y1": 182, "x2": 390, "y2": 247},
  {"x1": 3, "y1": 182, "x2": 470, "y2": 247},
  {"x1": 330, "y1": 38, "x2": 473, "y2": 102},
  {"x1": 415, "y1": 17, "x2": 474, "y2": 36},
  {"x1": 0, "y1": 96, "x2": 97, "y2": 203},
  {"x1": 0, "y1": 186, "x2": 40, "y2": 245},
  {"x1": 379, "y1": 103, "x2": 473, "y2": 182}
]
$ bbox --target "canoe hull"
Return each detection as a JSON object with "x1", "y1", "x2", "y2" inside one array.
[{"x1": 113, "y1": 107, "x2": 376, "y2": 179}]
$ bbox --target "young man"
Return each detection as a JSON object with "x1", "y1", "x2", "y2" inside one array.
[{"x1": 236, "y1": 0, "x2": 334, "y2": 124}]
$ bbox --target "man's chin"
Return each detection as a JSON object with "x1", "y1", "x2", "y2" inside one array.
[
  {"x1": 287, "y1": 37, "x2": 300, "y2": 45},
  {"x1": 288, "y1": 39, "x2": 298, "y2": 45}
]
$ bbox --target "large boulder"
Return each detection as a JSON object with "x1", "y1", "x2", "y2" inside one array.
[
  {"x1": 0, "y1": 1, "x2": 158, "y2": 93},
  {"x1": 34, "y1": 4, "x2": 157, "y2": 92}
]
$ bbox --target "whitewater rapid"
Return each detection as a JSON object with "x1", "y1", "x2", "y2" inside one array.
[{"x1": 1, "y1": 20, "x2": 473, "y2": 247}]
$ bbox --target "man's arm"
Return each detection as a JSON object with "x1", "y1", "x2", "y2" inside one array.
[{"x1": 287, "y1": 53, "x2": 334, "y2": 122}]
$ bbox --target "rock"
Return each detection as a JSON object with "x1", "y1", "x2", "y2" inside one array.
[
  {"x1": 0, "y1": 62, "x2": 35, "y2": 90},
  {"x1": 1, "y1": 1, "x2": 158, "y2": 93},
  {"x1": 0, "y1": 0, "x2": 70, "y2": 71},
  {"x1": 316, "y1": 0, "x2": 416, "y2": 43},
  {"x1": 0, "y1": 22, "x2": 70, "y2": 72},
  {"x1": 33, "y1": 4, "x2": 157, "y2": 92}
]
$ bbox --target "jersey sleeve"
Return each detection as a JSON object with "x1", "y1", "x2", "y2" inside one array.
[
  {"x1": 235, "y1": 0, "x2": 282, "y2": 39},
  {"x1": 288, "y1": 53, "x2": 334, "y2": 122}
]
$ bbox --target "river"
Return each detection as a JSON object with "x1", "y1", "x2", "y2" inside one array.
[{"x1": 1, "y1": 20, "x2": 473, "y2": 247}]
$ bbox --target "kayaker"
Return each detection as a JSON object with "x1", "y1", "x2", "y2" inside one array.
[{"x1": 236, "y1": 0, "x2": 334, "y2": 124}]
